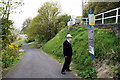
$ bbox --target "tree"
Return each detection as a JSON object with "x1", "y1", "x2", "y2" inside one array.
[
  {"x1": 26, "y1": 2, "x2": 72, "y2": 42},
  {"x1": 38, "y1": 2, "x2": 61, "y2": 39},
  {"x1": 57, "y1": 14, "x2": 71, "y2": 26},
  {"x1": 0, "y1": 0, "x2": 23, "y2": 48},
  {"x1": 0, "y1": 0, "x2": 23, "y2": 19},
  {"x1": 83, "y1": 2, "x2": 120, "y2": 17},
  {"x1": 55, "y1": 14, "x2": 71, "y2": 31},
  {"x1": 27, "y1": 2, "x2": 61, "y2": 41},
  {"x1": 21, "y1": 18, "x2": 31, "y2": 34}
]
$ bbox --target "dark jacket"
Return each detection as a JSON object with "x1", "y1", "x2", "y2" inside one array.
[{"x1": 63, "y1": 40, "x2": 72, "y2": 57}]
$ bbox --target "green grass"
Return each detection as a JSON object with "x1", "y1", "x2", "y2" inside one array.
[
  {"x1": 41, "y1": 26, "x2": 120, "y2": 78},
  {"x1": 0, "y1": 57, "x2": 2, "y2": 79}
]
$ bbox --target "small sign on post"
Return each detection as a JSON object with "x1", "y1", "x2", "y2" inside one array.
[
  {"x1": 88, "y1": 14, "x2": 95, "y2": 25},
  {"x1": 88, "y1": 10, "x2": 95, "y2": 61}
]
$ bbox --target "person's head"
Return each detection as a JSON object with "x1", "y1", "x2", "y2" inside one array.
[{"x1": 66, "y1": 34, "x2": 72, "y2": 41}]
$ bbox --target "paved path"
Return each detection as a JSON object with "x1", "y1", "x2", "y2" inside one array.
[{"x1": 5, "y1": 43, "x2": 79, "y2": 78}]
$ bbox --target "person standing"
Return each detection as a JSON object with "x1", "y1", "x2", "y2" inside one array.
[{"x1": 61, "y1": 34, "x2": 73, "y2": 75}]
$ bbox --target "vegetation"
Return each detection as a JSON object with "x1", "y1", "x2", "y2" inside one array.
[
  {"x1": 41, "y1": 26, "x2": 120, "y2": 78},
  {"x1": 0, "y1": 0, "x2": 119, "y2": 79},
  {"x1": 83, "y1": 2, "x2": 120, "y2": 24},
  {"x1": 1, "y1": 39, "x2": 25, "y2": 76},
  {"x1": 17, "y1": 39, "x2": 23, "y2": 48},
  {"x1": 25, "y1": 38, "x2": 35, "y2": 43},
  {"x1": 1, "y1": 18, "x2": 14, "y2": 48},
  {"x1": 0, "y1": 0, "x2": 23, "y2": 48},
  {"x1": 26, "y1": 2, "x2": 61, "y2": 42},
  {"x1": 25, "y1": 2, "x2": 71, "y2": 43},
  {"x1": 21, "y1": 18, "x2": 32, "y2": 34},
  {"x1": 0, "y1": 57, "x2": 2, "y2": 79},
  {"x1": 0, "y1": 0, "x2": 24, "y2": 77},
  {"x1": 2, "y1": 43, "x2": 19, "y2": 68},
  {"x1": 111, "y1": 66, "x2": 120, "y2": 78},
  {"x1": 83, "y1": 2, "x2": 120, "y2": 17}
]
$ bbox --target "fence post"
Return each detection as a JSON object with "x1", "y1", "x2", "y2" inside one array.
[
  {"x1": 116, "y1": 8, "x2": 118, "y2": 23},
  {"x1": 86, "y1": 18, "x2": 88, "y2": 25},
  {"x1": 102, "y1": 13, "x2": 104, "y2": 24}
]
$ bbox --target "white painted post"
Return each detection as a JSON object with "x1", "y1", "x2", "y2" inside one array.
[
  {"x1": 86, "y1": 18, "x2": 88, "y2": 25},
  {"x1": 95, "y1": 16, "x2": 96, "y2": 21},
  {"x1": 102, "y1": 13, "x2": 104, "y2": 24},
  {"x1": 116, "y1": 8, "x2": 118, "y2": 23}
]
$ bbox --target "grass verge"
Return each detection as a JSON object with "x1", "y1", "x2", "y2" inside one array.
[{"x1": 41, "y1": 26, "x2": 120, "y2": 78}]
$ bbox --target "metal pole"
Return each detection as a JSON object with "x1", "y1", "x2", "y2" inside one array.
[{"x1": 88, "y1": 10, "x2": 95, "y2": 61}]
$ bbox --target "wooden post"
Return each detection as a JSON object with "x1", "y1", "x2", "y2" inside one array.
[
  {"x1": 116, "y1": 8, "x2": 118, "y2": 23},
  {"x1": 102, "y1": 13, "x2": 104, "y2": 24}
]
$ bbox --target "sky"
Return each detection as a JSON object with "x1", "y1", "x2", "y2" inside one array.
[{"x1": 10, "y1": 0, "x2": 83, "y2": 30}]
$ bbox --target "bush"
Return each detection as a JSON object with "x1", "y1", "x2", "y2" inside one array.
[
  {"x1": 25, "y1": 38, "x2": 35, "y2": 43},
  {"x1": 0, "y1": 62, "x2": 1, "y2": 79},
  {"x1": 2, "y1": 42, "x2": 19, "y2": 68},
  {"x1": 18, "y1": 40, "x2": 23, "y2": 48},
  {"x1": 18, "y1": 37, "x2": 22, "y2": 41},
  {"x1": 111, "y1": 67, "x2": 120, "y2": 79},
  {"x1": 78, "y1": 67, "x2": 97, "y2": 78},
  {"x1": 29, "y1": 42, "x2": 44, "y2": 48}
]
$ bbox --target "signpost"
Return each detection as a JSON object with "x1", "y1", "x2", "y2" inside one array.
[{"x1": 88, "y1": 10, "x2": 95, "y2": 61}]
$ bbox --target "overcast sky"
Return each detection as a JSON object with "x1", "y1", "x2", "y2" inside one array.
[{"x1": 10, "y1": 0, "x2": 83, "y2": 30}]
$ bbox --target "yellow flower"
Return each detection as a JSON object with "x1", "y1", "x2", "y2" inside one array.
[
  {"x1": 11, "y1": 43, "x2": 18, "y2": 47},
  {"x1": 8, "y1": 42, "x2": 18, "y2": 49},
  {"x1": 8, "y1": 44, "x2": 14, "y2": 48}
]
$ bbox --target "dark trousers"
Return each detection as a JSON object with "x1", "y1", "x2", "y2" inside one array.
[{"x1": 61, "y1": 56, "x2": 72, "y2": 72}]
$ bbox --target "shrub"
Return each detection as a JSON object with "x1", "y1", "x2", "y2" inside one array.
[
  {"x1": 78, "y1": 67, "x2": 97, "y2": 79},
  {"x1": 29, "y1": 42, "x2": 43, "y2": 48},
  {"x1": 2, "y1": 42, "x2": 19, "y2": 68},
  {"x1": 25, "y1": 38, "x2": 35, "y2": 43},
  {"x1": 18, "y1": 40, "x2": 23, "y2": 48},
  {"x1": 111, "y1": 67, "x2": 120, "y2": 79}
]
